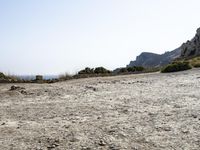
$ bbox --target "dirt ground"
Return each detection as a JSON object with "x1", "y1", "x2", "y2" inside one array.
[{"x1": 0, "y1": 69, "x2": 200, "y2": 150}]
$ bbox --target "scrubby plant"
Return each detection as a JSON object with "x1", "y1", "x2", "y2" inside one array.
[
  {"x1": 134, "y1": 66, "x2": 145, "y2": 71},
  {"x1": 119, "y1": 68, "x2": 128, "y2": 73},
  {"x1": 94, "y1": 67, "x2": 111, "y2": 74},
  {"x1": 119, "y1": 66, "x2": 145, "y2": 73},
  {"x1": 0, "y1": 72, "x2": 22, "y2": 83},
  {"x1": 192, "y1": 63, "x2": 200, "y2": 68},
  {"x1": 0, "y1": 72, "x2": 5, "y2": 78},
  {"x1": 127, "y1": 67, "x2": 135, "y2": 72},
  {"x1": 78, "y1": 67, "x2": 94, "y2": 74},
  {"x1": 161, "y1": 61, "x2": 192, "y2": 73},
  {"x1": 189, "y1": 56, "x2": 200, "y2": 68}
]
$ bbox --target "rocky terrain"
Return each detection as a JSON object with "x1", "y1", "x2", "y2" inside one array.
[
  {"x1": 181, "y1": 27, "x2": 200, "y2": 58},
  {"x1": 0, "y1": 69, "x2": 200, "y2": 149},
  {"x1": 128, "y1": 27, "x2": 200, "y2": 68},
  {"x1": 127, "y1": 48, "x2": 181, "y2": 68}
]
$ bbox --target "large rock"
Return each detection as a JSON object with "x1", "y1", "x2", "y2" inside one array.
[
  {"x1": 127, "y1": 48, "x2": 181, "y2": 68},
  {"x1": 181, "y1": 27, "x2": 200, "y2": 58}
]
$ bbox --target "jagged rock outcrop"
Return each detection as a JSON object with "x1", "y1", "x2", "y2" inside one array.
[
  {"x1": 128, "y1": 27, "x2": 200, "y2": 68},
  {"x1": 181, "y1": 27, "x2": 200, "y2": 58},
  {"x1": 127, "y1": 48, "x2": 181, "y2": 68}
]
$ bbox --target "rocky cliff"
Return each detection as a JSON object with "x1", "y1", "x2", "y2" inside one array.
[
  {"x1": 181, "y1": 27, "x2": 200, "y2": 58},
  {"x1": 128, "y1": 27, "x2": 200, "y2": 68},
  {"x1": 127, "y1": 48, "x2": 181, "y2": 68}
]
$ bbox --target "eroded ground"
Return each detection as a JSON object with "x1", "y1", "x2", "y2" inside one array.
[{"x1": 0, "y1": 69, "x2": 200, "y2": 150}]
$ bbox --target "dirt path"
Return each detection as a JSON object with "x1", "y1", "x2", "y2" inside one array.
[{"x1": 0, "y1": 69, "x2": 200, "y2": 150}]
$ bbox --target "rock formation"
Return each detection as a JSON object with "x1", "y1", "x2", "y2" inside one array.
[
  {"x1": 127, "y1": 48, "x2": 181, "y2": 68},
  {"x1": 181, "y1": 27, "x2": 200, "y2": 58},
  {"x1": 128, "y1": 27, "x2": 200, "y2": 68}
]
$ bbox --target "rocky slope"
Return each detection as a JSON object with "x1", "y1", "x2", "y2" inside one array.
[
  {"x1": 181, "y1": 27, "x2": 200, "y2": 58},
  {"x1": 128, "y1": 27, "x2": 200, "y2": 68},
  {"x1": 127, "y1": 48, "x2": 181, "y2": 68}
]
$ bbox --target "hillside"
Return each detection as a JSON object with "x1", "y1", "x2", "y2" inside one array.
[
  {"x1": 127, "y1": 48, "x2": 181, "y2": 68},
  {"x1": 128, "y1": 27, "x2": 200, "y2": 68}
]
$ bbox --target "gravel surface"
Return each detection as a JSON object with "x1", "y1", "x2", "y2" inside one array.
[{"x1": 0, "y1": 69, "x2": 200, "y2": 150}]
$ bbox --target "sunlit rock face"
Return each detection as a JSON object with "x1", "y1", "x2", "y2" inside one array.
[
  {"x1": 127, "y1": 48, "x2": 181, "y2": 68},
  {"x1": 181, "y1": 27, "x2": 200, "y2": 58},
  {"x1": 128, "y1": 27, "x2": 200, "y2": 68}
]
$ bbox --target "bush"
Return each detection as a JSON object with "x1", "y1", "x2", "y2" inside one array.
[
  {"x1": 94, "y1": 67, "x2": 111, "y2": 74},
  {"x1": 0, "y1": 72, "x2": 5, "y2": 78},
  {"x1": 192, "y1": 63, "x2": 200, "y2": 68},
  {"x1": 117, "y1": 66, "x2": 145, "y2": 74},
  {"x1": 119, "y1": 68, "x2": 128, "y2": 73},
  {"x1": 189, "y1": 57, "x2": 200, "y2": 68},
  {"x1": 161, "y1": 61, "x2": 192, "y2": 73},
  {"x1": 134, "y1": 66, "x2": 145, "y2": 71},
  {"x1": 127, "y1": 67, "x2": 135, "y2": 72},
  {"x1": 78, "y1": 67, "x2": 94, "y2": 74}
]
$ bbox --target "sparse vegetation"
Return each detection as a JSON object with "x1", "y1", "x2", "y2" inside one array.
[
  {"x1": 118, "y1": 66, "x2": 145, "y2": 74},
  {"x1": 78, "y1": 67, "x2": 94, "y2": 74},
  {"x1": 187, "y1": 56, "x2": 200, "y2": 68},
  {"x1": 78, "y1": 67, "x2": 111, "y2": 75},
  {"x1": 0, "y1": 72, "x2": 5, "y2": 78},
  {"x1": 94, "y1": 67, "x2": 111, "y2": 74},
  {"x1": 0, "y1": 72, "x2": 22, "y2": 83},
  {"x1": 161, "y1": 61, "x2": 192, "y2": 73},
  {"x1": 119, "y1": 68, "x2": 128, "y2": 73}
]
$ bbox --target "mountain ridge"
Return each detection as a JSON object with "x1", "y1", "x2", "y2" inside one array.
[
  {"x1": 127, "y1": 48, "x2": 181, "y2": 68},
  {"x1": 127, "y1": 27, "x2": 200, "y2": 68}
]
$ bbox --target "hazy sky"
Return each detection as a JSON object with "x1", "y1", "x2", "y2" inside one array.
[{"x1": 0, "y1": 0, "x2": 200, "y2": 75}]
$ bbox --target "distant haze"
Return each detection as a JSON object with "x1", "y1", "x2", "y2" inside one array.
[{"x1": 0, "y1": 0, "x2": 200, "y2": 75}]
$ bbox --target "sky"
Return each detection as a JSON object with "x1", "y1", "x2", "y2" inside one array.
[{"x1": 0, "y1": 0, "x2": 200, "y2": 75}]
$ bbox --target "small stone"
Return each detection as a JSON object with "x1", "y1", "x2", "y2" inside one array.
[
  {"x1": 182, "y1": 129, "x2": 189, "y2": 134},
  {"x1": 20, "y1": 90, "x2": 27, "y2": 95},
  {"x1": 10, "y1": 85, "x2": 25, "y2": 91},
  {"x1": 163, "y1": 126, "x2": 171, "y2": 131},
  {"x1": 192, "y1": 114, "x2": 198, "y2": 118},
  {"x1": 98, "y1": 139, "x2": 106, "y2": 146},
  {"x1": 97, "y1": 116, "x2": 101, "y2": 119}
]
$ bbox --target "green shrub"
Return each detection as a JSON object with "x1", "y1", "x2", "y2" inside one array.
[
  {"x1": 192, "y1": 63, "x2": 200, "y2": 68},
  {"x1": 189, "y1": 57, "x2": 200, "y2": 68},
  {"x1": 0, "y1": 72, "x2": 5, "y2": 78},
  {"x1": 94, "y1": 67, "x2": 111, "y2": 74},
  {"x1": 78, "y1": 67, "x2": 94, "y2": 74},
  {"x1": 119, "y1": 68, "x2": 128, "y2": 73},
  {"x1": 127, "y1": 67, "x2": 135, "y2": 72},
  {"x1": 161, "y1": 61, "x2": 192, "y2": 73},
  {"x1": 126, "y1": 66, "x2": 145, "y2": 72},
  {"x1": 134, "y1": 66, "x2": 145, "y2": 71}
]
